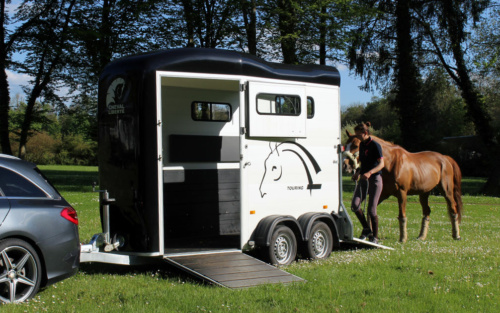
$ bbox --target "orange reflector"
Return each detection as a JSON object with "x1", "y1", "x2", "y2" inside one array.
[
  {"x1": 323, "y1": 205, "x2": 328, "y2": 209},
  {"x1": 250, "y1": 210, "x2": 256, "y2": 215}
]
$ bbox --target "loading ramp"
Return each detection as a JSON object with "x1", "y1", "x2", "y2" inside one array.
[
  {"x1": 164, "y1": 251, "x2": 304, "y2": 288},
  {"x1": 343, "y1": 238, "x2": 395, "y2": 250}
]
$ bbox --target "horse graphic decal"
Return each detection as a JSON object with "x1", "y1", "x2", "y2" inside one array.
[{"x1": 259, "y1": 141, "x2": 322, "y2": 198}]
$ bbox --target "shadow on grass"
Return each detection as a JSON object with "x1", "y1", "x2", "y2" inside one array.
[
  {"x1": 41, "y1": 170, "x2": 99, "y2": 192},
  {"x1": 78, "y1": 262, "x2": 208, "y2": 286}
]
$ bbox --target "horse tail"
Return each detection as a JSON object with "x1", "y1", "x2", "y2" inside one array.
[{"x1": 447, "y1": 156, "x2": 463, "y2": 223}]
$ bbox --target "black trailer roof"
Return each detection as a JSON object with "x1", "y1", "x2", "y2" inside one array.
[{"x1": 102, "y1": 48, "x2": 341, "y2": 86}]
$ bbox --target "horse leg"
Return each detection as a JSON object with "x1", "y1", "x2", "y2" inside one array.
[
  {"x1": 441, "y1": 178, "x2": 461, "y2": 240},
  {"x1": 397, "y1": 191, "x2": 408, "y2": 243},
  {"x1": 417, "y1": 193, "x2": 431, "y2": 241}
]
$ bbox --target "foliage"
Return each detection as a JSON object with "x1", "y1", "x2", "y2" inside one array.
[
  {"x1": 341, "y1": 68, "x2": 478, "y2": 149},
  {"x1": 8, "y1": 97, "x2": 97, "y2": 165}
]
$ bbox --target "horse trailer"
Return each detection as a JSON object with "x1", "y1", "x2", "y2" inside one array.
[{"x1": 80, "y1": 48, "x2": 387, "y2": 288}]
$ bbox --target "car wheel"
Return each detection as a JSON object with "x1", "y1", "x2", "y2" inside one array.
[
  {"x1": 305, "y1": 221, "x2": 333, "y2": 260},
  {"x1": 0, "y1": 239, "x2": 42, "y2": 303},
  {"x1": 264, "y1": 225, "x2": 297, "y2": 266}
]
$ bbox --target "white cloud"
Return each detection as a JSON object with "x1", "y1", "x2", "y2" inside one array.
[
  {"x1": 6, "y1": 70, "x2": 30, "y2": 97},
  {"x1": 6, "y1": 69, "x2": 31, "y2": 85}
]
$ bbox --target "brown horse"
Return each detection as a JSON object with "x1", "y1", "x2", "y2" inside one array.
[{"x1": 344, "y1": 130, "x2": 463, "y2": 242}]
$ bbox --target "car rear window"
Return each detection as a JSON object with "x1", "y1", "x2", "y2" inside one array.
[{"x1": 0, "y1": 167, "x2": 47, "y2": 198}]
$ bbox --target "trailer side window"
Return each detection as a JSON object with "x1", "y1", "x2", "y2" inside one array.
[
  {"x1": 307, "y1": 97, "x2": 314, "y2": 119},
  {"x1": 192, "y1": 102, "x2": 232, "y2": 122},
  {"x1": 256, "y1": 94, "x2": 301, "y2": 116}
]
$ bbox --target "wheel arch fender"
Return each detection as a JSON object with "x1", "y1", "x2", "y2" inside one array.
[
  {"x1": 298, "y1": 212, "x2": 340, "y2": 248},
  {"x1": 252, "y1": 215, "x2": 303, "y2": 247}
]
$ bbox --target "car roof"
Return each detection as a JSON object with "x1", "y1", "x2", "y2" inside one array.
[{"x1": 0, "y1": 154, "x2": 60, "y2": 199}]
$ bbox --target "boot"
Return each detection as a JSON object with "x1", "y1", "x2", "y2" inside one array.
[
  {"x1": 369, "y1": 215, "x2": 379, "y2": 242},
  {"x1": 354, "y1": 209, "x2": 372, "y2": 240}
]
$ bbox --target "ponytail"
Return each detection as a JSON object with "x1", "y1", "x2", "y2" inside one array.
[{"x1": 354, "y1": 122, "x2": 372, "y2": 134}]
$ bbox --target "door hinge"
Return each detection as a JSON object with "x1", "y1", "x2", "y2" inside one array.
[{"x1": 240, "y1": 83, "x2": 247, "y2": 92}]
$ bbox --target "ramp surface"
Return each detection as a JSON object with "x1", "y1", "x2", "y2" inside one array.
[
  {"x1": 164, "y1": 252, "x2": 304, "y2": 288},
  {"x1": 345, "y1": 238, "x2": 395, "y2": 250}
]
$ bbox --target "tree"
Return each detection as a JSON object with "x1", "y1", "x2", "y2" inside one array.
[
  {"x1": 0, "y1": 0, "x2": 11, "y2": 154},
  {"x1": 239, "y1": 0, "x2": 258, "y2": 54},
  {"x1": 167, "y1": 0, "x2": 240, "y2": 49},
  {"x1": 348, "y1": 0, "x2": 431, "y2": 151},
  {"x1": 1, "y1": 0, "x2": 53, "y2": 154},
  {"x1": 341, "y1": 102, "x2": 365, "y2": 126},
  {"x1": 67, "y1": 0, "x2": 157, "y2": 97},
  {"x1": 416, "y1": 0, "x2": 498, "y2": 194},
  {"x1": 12, "y1": 0, "x2": 77, "y2": 159}
]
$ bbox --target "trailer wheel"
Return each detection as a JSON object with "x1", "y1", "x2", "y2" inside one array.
[
  {"x1": 0, "y1": 239, "x2": 42, "y2": 303},
  {"x1": 305, "y1": 221, "x2": 333, "y2": 260},
  {"x1": 264, "y1": 225, "x2": 297, "y2": 266}
]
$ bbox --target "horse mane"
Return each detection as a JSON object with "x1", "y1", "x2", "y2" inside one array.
[{"x1": 371, "y1": 135, "x2": 405, "y2": 150}]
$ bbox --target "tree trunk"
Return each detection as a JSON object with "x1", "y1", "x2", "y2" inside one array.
[
  {"x1": 18, "y1": 75, "x2": 44, "y2": 159},
  {"x1": 180, "y1": 0, "x2": 196, "y2": 47},
  {"x1": 319, "y1": 5, "x2": 326, "y2": 65},
  {"x1": 0, "y1": 0, "x2": 12, "y2": 155},
  {"x1": 100, "y1": 0, "x2": 114, "y2": 68},
  {"x1": 241, "y1": 0, "x2": 257, "y2": 55},
  {"x1": 393, "y1": 0, "x2": 423, "y2": 152},
  {"x1": 277, "y1": 0, "x2": 298, "y2": 64},
  {"x1": 0, "y1": 59, "x2": 11, "y2": 155}
]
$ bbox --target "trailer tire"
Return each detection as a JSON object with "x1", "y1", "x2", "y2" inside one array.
[
  {"x1": 263, "y1": 225, "x2": 297, "y2": 266},
  {"x1": 304, "y1": 221, "x2": 333, "y2": 260}
]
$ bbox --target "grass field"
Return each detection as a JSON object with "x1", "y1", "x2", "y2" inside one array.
[{"x1": 3, "y1": 166, "x2": 499, "y2": 312}]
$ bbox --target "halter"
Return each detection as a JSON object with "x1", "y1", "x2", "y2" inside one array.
[{"x1": 343, "y1": 150, "x2": 360, "y2": 170}]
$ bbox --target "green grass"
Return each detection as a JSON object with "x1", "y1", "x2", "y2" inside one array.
[{"x1": 2, "y1": 167, "x2": 499, "y2": 312}]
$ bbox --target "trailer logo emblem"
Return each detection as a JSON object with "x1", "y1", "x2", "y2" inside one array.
[
  {"x1": 260, "y1": 141, "x2": 322, "y2": 198},
  {"x1": 106, "y1": 77, "x2": 127, "y2": 114}
]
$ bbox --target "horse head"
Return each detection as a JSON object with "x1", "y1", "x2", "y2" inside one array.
[{"x1": 343, "y1": 130, "x2": 361, "y2": 173}]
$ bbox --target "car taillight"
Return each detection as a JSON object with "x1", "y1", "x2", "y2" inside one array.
[{"x1": 61, "y1": 207, "x2": 78, "y2": 225}]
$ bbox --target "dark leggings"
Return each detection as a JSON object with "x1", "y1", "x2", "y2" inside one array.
[{"x1": 351, "y1": 174, "x2": 383, "y2": 219}]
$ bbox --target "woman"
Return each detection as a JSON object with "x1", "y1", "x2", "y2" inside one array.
[{"x1": 351, "y1": 122, "x2": 385, "y2": 244}]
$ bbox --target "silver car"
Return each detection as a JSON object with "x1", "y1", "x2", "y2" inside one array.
[{"x1": 0, "y1": 154, "x2": 80, "y2": 303}]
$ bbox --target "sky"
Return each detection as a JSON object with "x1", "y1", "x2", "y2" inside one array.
[{"x1": 337, "y1": 67, "x2": 380, "y2": 109}]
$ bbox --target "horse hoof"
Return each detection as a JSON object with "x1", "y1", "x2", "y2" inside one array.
[
  {"x1": 417, "y1": 237, "x2": 426, "y2": 241},
  {"x1": 453, "y1": 236, "x2": 461, "y2": 241}
]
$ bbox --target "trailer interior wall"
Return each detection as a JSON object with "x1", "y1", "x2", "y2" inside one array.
[{"x1": 160, "y1": 76, "x2": 241, "y2": 253}]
